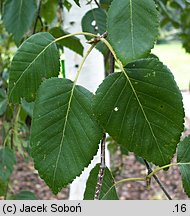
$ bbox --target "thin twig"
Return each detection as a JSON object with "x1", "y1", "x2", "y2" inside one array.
[
  {"x1": 33, "y1": 0, "x2": 43, "y2": 34},
  {"x1": 103, "y1": 51, "x2": 110, "y2": 77},
  {"x1": 143, "y1": 159, "x2": 172, "y2": 200},
  {"x1": 94, "y1": 133, "x2": 106, "y2": 200},
  {"x1": 109, "y1": 53, "x2": 115, "y2": 74},
  {"x1": 94, "y1": 0, "x2": 100, "y2": 7},
  {"x1": 38, "y1": 16, "x2": 43, "y2": 30},
  {"x1": 59, "y1": 0, "x2": 63, "y2": 9},
  {"x1": 87, "y1": 31, "x2": 108, "y2": 44},
  {"x1": 104, "y1": 50, "x2": 114, "y2": 76},
  {"x1": 58, "y1": 0, "x2": 64, "y2": 25}
]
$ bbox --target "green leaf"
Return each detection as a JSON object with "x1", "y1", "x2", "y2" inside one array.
[
  {"x1": 0, "y1": 179, "x2": 7, "y2": 196},
  {"x1": 49, "y1": 27, "x2": 84, "y2": 56},
  {"x1": 120, "y1": 145, "x2": 129, "y2": 156},
  {"x1": 0, "y1": 88, "x2": 8, "y2": 116},
  {"x1": 82, "y1": 8, "x2": 108, "y2": 55},
  {"x1": 64, "y1": 0, "x2": 72, "y2": 11},
  {"x1": 21, "y1": 99, "x2": 34, "y2": 117},
  {"x1": 0, "y1": 147, "x2": 16, "y2": 183},
  {"x1": 107, "y1": 0, "x2": 159, "y2": 65},
  {"x1": 13, "y1": 191, "x2": 37, "y2": 200},
  {"x1": 8, "y1": 32, "x2": 60, "y2": 104},
  {"x1": 73, "y1": 0, "x2": 80, "y2": 7},
  {"x1": 93, "y1": 58, "x2": 184, "y2": 166},
  {"x1": 31, "y1": 78, "x2": 103, "y2": 194},
  {"x1": 177, "y1": 135, "x2": 190, "y2": 197},
  {"x1": 107, "y1": 136, "x2": 119, "y2": 154},
  {"x1": 60, "y1": 59, "x2": 65, "y2": 78},
  {"x1": 41, "y1": 0, "x2": 57, "y2": 23},
  {"x1": 84, "y1": 164, "x2": 118, "y2": 200},
  {"x1": 100, "y1": 0, "x2": 113, "y2": 10},
  {"x1": 3, "y1": 0, "x2": 37, "y2": 43}
]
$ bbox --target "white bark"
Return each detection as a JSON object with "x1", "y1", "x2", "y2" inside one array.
[
  {"x1": 182, "y1": 92, "x2": 190, "y2": 129},
  {"x1": 63, "y1": 0, "x2": 110, "y2": 200}
]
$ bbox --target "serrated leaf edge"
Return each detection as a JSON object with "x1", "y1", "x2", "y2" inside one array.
[
  {"x1": 9, "y1": 33, "x2": 56, "y2": 101},
  {"x1": 32, "y1": 77, "x2": 103, "y2": 194},
  {"x1": 107, "y1": 0, "x2": 160, "y2": 65}
]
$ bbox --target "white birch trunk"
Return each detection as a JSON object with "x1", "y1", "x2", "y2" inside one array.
[
  {"x1": 182, "y1": 91, "x2": 190, "y2": 129},
  {"x1": 63, "y1": 0, "x2": 110, "y2": 200}
]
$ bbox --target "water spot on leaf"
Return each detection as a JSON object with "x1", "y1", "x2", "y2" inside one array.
[
  {"x1": 91, "y1": 20, "x2": 96, "y2": 26},
  {"x1": 144, "y1": 73, "x2": 151, "y2": 78},
  {"x1": 144, "y1": 71, "x2": 156, "y2": 78},
  {"x1": 114, "y1": 107, "x2": 119, "y2": 112}
]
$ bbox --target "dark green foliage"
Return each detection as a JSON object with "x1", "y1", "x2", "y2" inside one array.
[
  {"x1": 93, "y1": 58, "x2": 184, "y2": 166},
  {"x1": 13, "y1": 191, "x2": 37, "y2": 200},
  {"x1": 0, "y1": 88, "x2": 8, "y2": 115},
  {"x1": 41, "y1": 0, "x2": 58, "y2": 23},
  {"x1": 73, "y1": 0, "x2": 80, "y2": 7},
  {"x1": 100, "y1": 0, "x2": 113, "y2": 10},
  {"x1": 1, "y1": 0, "x2": 188, "y2": 199},
  {"x1": 3, "y1": 0, "x2": 37, "y2": 44},
  {"x1": 82, "y1": 8, "x2": 108, "y2": 55},
  {"x1": 8, "y1": 32, "x2": 60, "y2": 103},
  {"x1": 0, "y1": 147, "x2": 16, "y2": 196},
  {"x1": 177, "y1": 135, "x2": 190, "y2": 197},
  {"x1": 107, "y1": 0, "x2": 159, "y2": 65},
  {"x1": 156, "y1": 0, "x2": 190, "y2": 52},
  {"x1": 31, "y1": 78, "x2": 103, "y2": 194},
  {"x1": 84, "y1": 164, "x2": 118, "y2": 200},
  {"x1": 49, "y1": 27, "x2": 84, "y2": 56}
]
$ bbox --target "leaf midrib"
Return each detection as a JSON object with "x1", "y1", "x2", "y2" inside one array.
[
  {"x1": 129, "y1": 0, "x2": 135, "y2": 58},
  {"x1": 122, "y1": 68, "x2": 166, "y2": 164},
  {"x1": 52, "y1": 83, "x2": 75, "y2": 188},
  {"x1": 179, "y1": 162, "x2": 190, "y2": 165},
  {"x1": 18, "y1": 0, "x2": 23, "y2": 27}
]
